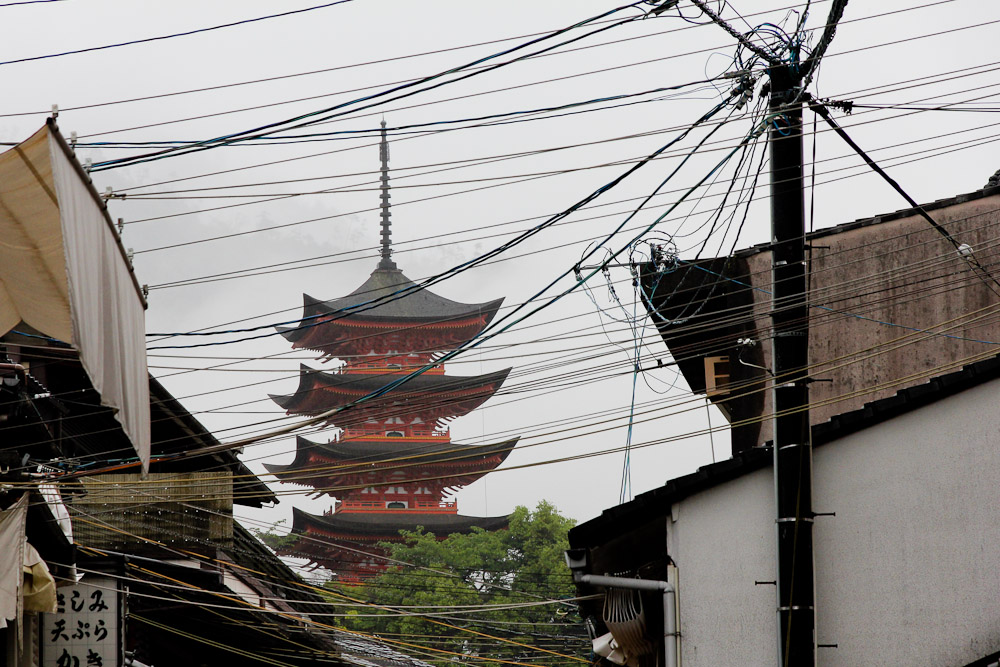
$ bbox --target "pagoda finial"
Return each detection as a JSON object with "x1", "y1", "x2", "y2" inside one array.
[{"x1": 377, "y1": 119, "x2": 397, "y2": 270}]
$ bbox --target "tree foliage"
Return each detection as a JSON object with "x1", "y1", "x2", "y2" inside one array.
[
  {"x1": 329, "y1": 502, "x2": 589, "y2": 665},
  {"x1": 250, "y1": 519, "x2": 297, "y2": 552}
]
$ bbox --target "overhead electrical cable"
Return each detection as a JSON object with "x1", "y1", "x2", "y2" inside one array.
[
  {"x1": 86, "y1": 1, "x2": 650, "y2": 172},
  {"x1": 0, "y1": 0, "x2": 68, "y2": 5},
  {"x1": 14, "y1": 302, "x2": 1000, "y2": 490},
  {"x1": 65, "y1": 0, "x2": 960, "y2": 143},
  {"x1": 96, "y1": 21, "x2": 994, "y2": 196},
  {"x1": 0, "y1": 1, "x2": 358, "y2": 67},
  {"x1": 85, "y1": 79, "x2": 719, "y2": 154},
  {"x1": 9, "y1": 250, "x2": 1000, "y2": 486},
  {"x1": 0, "y1": 0, "x2": 955, "y2": 126},
  {"x1": 67, "y1": 511, "x2": 590, "y2": 665},
  {"x1": 142, "y1": 91, "x2": 746, "y2": 351},
  {"x1": 810, "y1": 96, "x2": 1000, "y2": 296},
  {"x1": 125, "y1": 79, "x2": 1000, "y2": 260}
]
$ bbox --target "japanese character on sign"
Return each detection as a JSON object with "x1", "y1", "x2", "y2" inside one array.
[
  {"x1": 55, "y1": 649, "x2": 79, "y2": 667},
  {"x1": 50, "y1": 619, "x2": 69, "y2": 642},
  {"x1": 71, "y1": 621, "x2": 91, "y2": 640},
  {"x1": 43, "y1": 578, "x2": 119, "y2": 667},
  {"x1": 89, "y1": 590, "x2": 109, "y2": 613}
]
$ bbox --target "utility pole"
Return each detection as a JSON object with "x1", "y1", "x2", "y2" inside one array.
[
  {"x1": 768, "y1": 64, "x2": 815, "y2": 665},
  {"x1": 684, "y1": 2, "x2": 848, "y2": 662}
]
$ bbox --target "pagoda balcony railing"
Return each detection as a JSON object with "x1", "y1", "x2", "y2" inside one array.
[
  {"x1": 338, "y1": 500, "x2": 458, "y2": 514},
  {"x1": 342, "y1": 366, "x2": 446, "y2": 376},
  {"x1": 336, "y1": 431, "x2": 449, "y2": 442},
  {"x1": 340, "y1": 428, "x2": 449, "y2": 440}
]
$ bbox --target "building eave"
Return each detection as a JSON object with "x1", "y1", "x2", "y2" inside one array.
[{"x1": 570, "y1": 352, "x2": 1000, "y2": 548}]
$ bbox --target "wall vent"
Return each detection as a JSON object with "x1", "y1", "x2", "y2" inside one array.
[{"x1": 704, "y1": 355, "x2": 731, "y2": 397}]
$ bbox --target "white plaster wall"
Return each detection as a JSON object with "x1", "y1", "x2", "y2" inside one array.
[
  {"x1": 668, "y1": 466, "x2": 776, "y2": 666},
  {"x1": 669, "y1": 376, "x2": 1000, "y2": 666},
  {"x1": 812, "y1": 377, "x2": 1000, "y2": 666}
]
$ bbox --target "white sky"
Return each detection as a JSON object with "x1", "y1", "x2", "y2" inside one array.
[{"x1": 3, "y1": 0, "x2": 999, "y2": 533}]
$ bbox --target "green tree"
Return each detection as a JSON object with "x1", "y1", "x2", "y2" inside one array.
[
  {"x1": 249, "y1": 519, "x2": 297, "y2": 552},
  {"x1": 329, "y1": 501, "x2": 588, "y2": 665}
]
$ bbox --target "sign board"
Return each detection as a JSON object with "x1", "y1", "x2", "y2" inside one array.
[{"x1": 41, "y1": 577, "x2": 122, "y2": 667}]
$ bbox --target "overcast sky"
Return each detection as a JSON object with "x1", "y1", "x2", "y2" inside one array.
[{"x1": 3, "y1": 0, "x2": 999, "y2": 534}]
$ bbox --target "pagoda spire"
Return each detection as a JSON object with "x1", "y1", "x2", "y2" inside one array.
[{"x1": 378, "y1": 119, "x2": 397, "y2": 270}]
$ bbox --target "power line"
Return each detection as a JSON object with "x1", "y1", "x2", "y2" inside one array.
[
  {"x1": 62, "y1": 0, "x2": 961, "y2": 142},
  {"x1": 0, "y1": 0, "x2": 67, "y2": 6},
  {"x1": 0, "y1": 1, "x2": 358, "y2": 67},
  {"x1": 86, "y1": 2, "x2": 650, "y2": 172}
]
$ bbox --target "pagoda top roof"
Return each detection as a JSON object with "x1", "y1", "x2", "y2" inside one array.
[
  {"x1": 291, "y1": 506, "x2": 509, "y2": 538},
  {"x1": 263, "y1": 435, "x2": 519, "y2": 474},
  {"x1": 269, "y1": 364, "x2": 511, "y2": 411},
  {"x1": 278, "y1": 267, "x2": 504, "y2": 343}
]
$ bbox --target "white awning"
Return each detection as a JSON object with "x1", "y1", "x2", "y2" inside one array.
[
  {"x1": 0, "y1": 495, "x2": 27, "y2": 630},
  {"x1": 0, "y1": 122, "x2": 150, "y2": 470}
]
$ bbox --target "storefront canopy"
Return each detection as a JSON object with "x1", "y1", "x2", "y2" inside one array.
[{"x1": 0, "y1": 121, "x2": 149, "y2": 469}]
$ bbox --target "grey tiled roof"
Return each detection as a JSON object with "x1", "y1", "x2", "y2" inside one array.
[
  {"x1": 278, "y1": 266, "x2": 503, "y2": 342},
  {"x1": 293, "y1": 506, "x2": 510, "y2": 537},
  {"x1": 270, "y1": 365, "x2": 511, "y2": 410},
  {"x1": 264, "y1": 435, "x2": 518, "y2": 473}
]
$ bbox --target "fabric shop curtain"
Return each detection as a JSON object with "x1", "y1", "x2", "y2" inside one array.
[{"x1": 0, "y1": 123, "x2": 150, "y2": 470}]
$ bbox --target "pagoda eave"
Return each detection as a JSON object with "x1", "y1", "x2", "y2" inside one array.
[
  {"x1": 277, "y1": 281, "x2": 503, "y2": 347},
  {"x1": 290, "y1": 506, "x2": 510, "y2": 540},
  {"x1": 279, "y1": 434, "x2": 519, "y2": 468},
  {"x1": 270, "y1": 365, "x2": 511, "y2": 420}
]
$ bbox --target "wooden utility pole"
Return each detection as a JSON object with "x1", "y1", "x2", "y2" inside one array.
[{"x1": 768, "y1": 64, "x2": 815, "y2": 665}]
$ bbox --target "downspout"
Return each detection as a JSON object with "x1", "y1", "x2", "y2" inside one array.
[{"x1": 573, "y1": 573, "x2": 677, "y2": 667}]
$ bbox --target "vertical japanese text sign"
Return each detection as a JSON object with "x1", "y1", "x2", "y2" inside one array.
[{"x1": 41, "y1": 577, "x2": 121, "y2": 667}]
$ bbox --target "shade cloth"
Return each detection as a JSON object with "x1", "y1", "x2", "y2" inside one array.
[
  {"x1": 0, "y1": 122, "x2": 149, "y2": 469},
  {"x1": 22, "y1": 543, "x2": 57, "y2": 614},
  {"x1": 0, "y1": 495, "x2": 27, "y2": 637}
]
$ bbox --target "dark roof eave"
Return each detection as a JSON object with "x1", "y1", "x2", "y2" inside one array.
[
  {"x1": 304, "y1": 296, "x2": 505, "y2": 324},
  {"x1": 291, "y1": 506, "x2": 509, "y2": 537},
  {"x1": 731, "y1": 184, "x2": 1000, "y2": 259},
  {"x1": 269, "y1": 365, "x2": 512, "y2": 411},
  {"x1": 149, "y1": 375, "x2": 277, "y2": 507},
  {"x1": 294, "y1": 434, "x2": 519, "y2": 464},
  {"x1": 570, "y1": 352, "x2": 1000, "y2": 549},
  {"x1": 301, "y1": 266, "x2": 505, "y2": 321}
]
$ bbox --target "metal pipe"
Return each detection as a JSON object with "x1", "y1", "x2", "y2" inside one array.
[{"x1": 574, "y1": 573, "x2": 677, "y2": 667}]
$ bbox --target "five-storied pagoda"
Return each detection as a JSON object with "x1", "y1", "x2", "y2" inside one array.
[{"x1": 266, "y1": 122, "x2": 517, "y2": 581}]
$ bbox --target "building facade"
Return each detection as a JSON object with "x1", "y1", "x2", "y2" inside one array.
[
  {"x1": 0, "y1": 123, "x2": 428, "y2": 667},
  {"x1": 569, "y1": 355, "x2": 1000, "y2": 666},
  {"x1": 640, "y1": 181, "x2": 1000, "y2": 452},
  {"x1": 569, "y1": 175, "x2": 1000, "y2": 666}
]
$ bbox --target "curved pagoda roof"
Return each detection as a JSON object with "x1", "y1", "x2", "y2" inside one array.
[
  {"x1": 269, "y1": 364, "x2": 511, "y2": 420},
  {"x1": 277, "y1": 123, "x2": 504, "y2": 357},
  {"x1": 263, "y1": 434, "x2": 519, "y2": 475},
  {"x1": 291, "y1": 506, "x2": 509, "y2": 539},
  {"x1": 278, "y1": 266, "x2": 504, "y2": 343}
]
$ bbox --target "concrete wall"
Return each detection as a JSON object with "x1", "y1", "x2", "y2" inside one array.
[
  {"x1": 667, "y1": 466, "x2": 776, "y2": 665},
  {"x1": 745, "y1": 191, "x2": 1000, "y2": 446},
  {"x1": 668, "y1": 376, "x2": 1000, "y2": 666}
]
